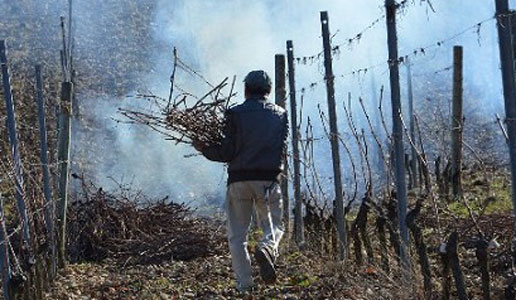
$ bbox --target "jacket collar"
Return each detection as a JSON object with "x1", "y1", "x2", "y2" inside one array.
[{"x1": 245, "y1": 95, "x2": 268, "y2": 102}]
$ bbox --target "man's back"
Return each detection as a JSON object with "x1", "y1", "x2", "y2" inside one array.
[
  {"x1": 226, "y1": 97, "x2": 288, "y2": 182},
  {"x1": 201, "y1": 96, "x2": 288, "y2": 184}
]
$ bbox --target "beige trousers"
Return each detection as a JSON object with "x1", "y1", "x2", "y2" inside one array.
[{"x1": 226, "y1": 180, "x2": 284, "y2": 289}]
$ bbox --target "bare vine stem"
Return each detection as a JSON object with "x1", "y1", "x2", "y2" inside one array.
[{"x1": 318, "y1": 105, "x2": 358, "y2": 208}]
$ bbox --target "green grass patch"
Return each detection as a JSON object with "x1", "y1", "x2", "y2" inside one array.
[
  {"x1": 448, "y1": 173, "x2": 512, "y2": 216},
  {"x1": 286, "y1": 251, "x2": 302, "y2": 261},
  {"x1": 289, "y1": 272, "x2": 318, "y2": 287},
  {"x1": 486, "y1": 176, "x2": 512, "y2": 212}
]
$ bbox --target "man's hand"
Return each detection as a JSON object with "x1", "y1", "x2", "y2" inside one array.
[{"x1": 192, "y1": 140, "x2": 205, "y2": 152}]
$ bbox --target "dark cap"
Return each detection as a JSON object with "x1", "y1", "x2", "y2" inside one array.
[{"x1": 243, "y1": 70, "x2": 272, "y2": 91}]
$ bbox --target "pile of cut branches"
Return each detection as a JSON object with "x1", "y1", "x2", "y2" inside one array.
[
  {"x1": 67, "y1": 182, "x2": 226, "y2": 265},
  {"x1": 119, "y1": 76, "x2": 236, "y2": 147}
]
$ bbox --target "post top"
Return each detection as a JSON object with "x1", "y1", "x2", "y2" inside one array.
[
  {"x1": 286, "y1": 40, "x2": 294, "y2": 52},
  {"x1": 495, "y1": 0, "x2": 509, "y2": 12}
]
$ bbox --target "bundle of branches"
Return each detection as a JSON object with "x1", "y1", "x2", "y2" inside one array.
[
  {"x1": 119, "y1": 76, "x2": 236, "y2": 147},
  {"x1": 67, "y1": 182, "x2": 226, "y2": 265}
]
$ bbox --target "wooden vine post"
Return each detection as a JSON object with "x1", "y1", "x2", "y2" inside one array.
[
  {"x1": 495, "y1": 0, "x2": 516, "y2": 272},
  {"x1": 384, "y1": 0, "x2": 410, "y2": 268},
  {"x1": 275, "y1": 54, "x2": 290, "y2": 238},
  {"x1": 450, "y1": 46, "x2": 464, "y2": 199},
  {"x1": 0, "y1": 194, "x2": 12, "y2": 300},
  {"x1": 57, "y1": 81, "x2": 73, "y2": 267},
  {"x1": 286, "y1": 40, "x2": 305, "y2": 247},
  {"x1": 35, "y1": 65, "x2": 57, "y2": 277},
  {"x1": 320, "y1": 11, "x2": 347, "y2": 260},
  {"x1": 0, "y1": 40, "x2": 33, "y2": 261}
]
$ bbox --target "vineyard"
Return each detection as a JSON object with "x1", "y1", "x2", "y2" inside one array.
[{"x1": 1, "y1": 0, "x2": 516, "y2": 299}]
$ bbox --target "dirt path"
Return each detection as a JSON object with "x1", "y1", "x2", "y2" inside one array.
[{"x1": 46, "y1": 250, "x2": 404, "y2": 300}]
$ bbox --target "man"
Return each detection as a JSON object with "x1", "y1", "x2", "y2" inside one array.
[{"x1": 194, "y1": 70, "x2": 288, "y2": 292}]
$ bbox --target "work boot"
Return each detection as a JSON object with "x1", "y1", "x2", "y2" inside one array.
[
  {"x1": 236, "y1": 281, "x2": 256, "y2": 293},
  {"x1": 254, "y1": 247, "x2": 277, "y2": 284}
]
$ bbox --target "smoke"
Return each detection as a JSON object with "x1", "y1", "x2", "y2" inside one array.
[{"x1": 59, "y1": 0, "x2": 515, "y2": 204}]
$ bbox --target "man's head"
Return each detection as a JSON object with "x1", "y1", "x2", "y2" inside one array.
[{"x1": 244, "y1": 70, "x2": 272, "y2": 99}]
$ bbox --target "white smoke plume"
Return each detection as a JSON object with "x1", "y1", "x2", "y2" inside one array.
[{"x1": 66, "y1": 0, "x2": 514, "y2": 205}]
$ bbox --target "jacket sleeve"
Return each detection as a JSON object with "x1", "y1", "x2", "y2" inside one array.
[{"x1": 201, "y1": 110, "x2": 237, "y2": 163}]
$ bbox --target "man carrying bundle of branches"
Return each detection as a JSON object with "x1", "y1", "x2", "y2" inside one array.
[{"x1": 194, "y1": 70, "x2": 288, "y2": 292}]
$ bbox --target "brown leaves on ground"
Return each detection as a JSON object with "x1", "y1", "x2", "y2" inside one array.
[{"x1": 46, "y1": 249, "x2": 408, "y2": 300}]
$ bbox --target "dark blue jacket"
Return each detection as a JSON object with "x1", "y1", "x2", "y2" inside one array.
[{"x1": 202, "y1": 96, "x2": 288, "y2": 184}]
